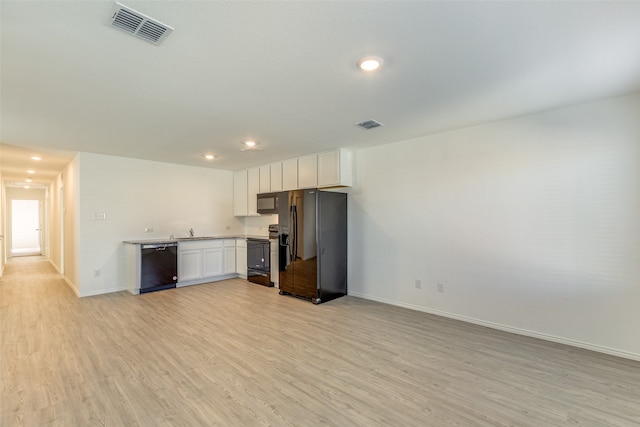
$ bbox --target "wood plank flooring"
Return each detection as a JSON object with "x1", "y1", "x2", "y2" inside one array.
[{"x1": 1, "y1": 256, "x2": 639, "y2": 426}]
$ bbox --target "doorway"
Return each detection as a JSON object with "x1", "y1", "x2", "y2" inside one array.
[{"x1": 11, "y1": 199, "x2": 42, "y2": 256}]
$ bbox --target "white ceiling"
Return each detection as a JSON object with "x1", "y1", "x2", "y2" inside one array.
[{"x1": 2, "y1": 1, "x2": 640, "y2": 183}]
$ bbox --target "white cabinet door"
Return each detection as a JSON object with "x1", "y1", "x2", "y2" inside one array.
[
  {"x1": 203, "y1": 247, "x2": 223, "y2": 277},
  {"x1": 223, "y1": 240, "x2": 236, "y2": 275},
  {"x1": 233, "y1": 170, "x2": 248, "y2": 216},
  {"x1": 224, "y1": 247, "x2": 236, "y2": 274},
  {"x1": 318, "y1": 148, "x2": 352, "y2": 187},
  {"x1": 318, "y1": 150, "x2": 339, "y2": 187},
  {"x1": 259, "y1": 165, "x2": 271, "y2": 193},
  {"x1": 298, "y1": 154, "x2": 318, "y2": 188},
  {"x1": 236, "y1": 240, "x2": 247, "y2": 278},
  {"x1": 247, "y1": 167, "x2": 260, "y2": 216},
  {"x1": 270, "y1": 162, "x2": 283, "y2": 192},
  {"x1": 282, "y1": 159, "x2": 298, "y2": 191},
  {"x1": 179, "y1": 250, "x2": 202, "y2": 281}
]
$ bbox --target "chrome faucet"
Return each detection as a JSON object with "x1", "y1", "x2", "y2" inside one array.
[{"x1": 189, "y1": 228, "x2": 194, "y2": 237}]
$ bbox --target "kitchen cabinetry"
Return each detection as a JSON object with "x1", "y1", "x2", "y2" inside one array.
[
  {"x1": 233, "y1": 148, "x2": 352, "y2": 216},
  {"x1": 223, "y1": 239, "x2": 236, "y2": 274},
  {"x1": 236, "y1": 239, "x2": 247, "y2": 279},
  {"x1": 318, "y1": 148, "x2": 352, "y2": 187},
  {"x1": 178, "y1": 240, "x2": 236, "y2": 286},
  {"x1": 247, "y1": 167, "x2": 260, "y2": 216},
  {"x1": 298, "y1": 154, "x2": 318, "y2": 188},
  {"x1": 202, "y1": 246, "x2": 223, "y2": 277},
  {"x1": 259, "y1": 165, "x2": 271, "y2": 193},
  {"x1": 178, "y1": 248, "x2": 202, "y2": 282},
  {"x1": 233, "y1": 170, "x2": 248, "y2": 216},
  {"x1": 282, "y1": 158, "x2": 298, "y2": 191},
  {"x1": 234, "y1": 169, "x2": 261, "y2": 217},
  {"x1": 270, "y1": 162, "x2": 283, "y2": 192}
]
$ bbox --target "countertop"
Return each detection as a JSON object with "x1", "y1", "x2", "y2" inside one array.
[{"x1": 123, "y1": 235, "x2": 271, "y2": 245}]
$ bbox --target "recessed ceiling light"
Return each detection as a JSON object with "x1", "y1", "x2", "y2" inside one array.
[
  {"x1": 240, "y1": 140, "x2": 262, "y2": 152},
  {"x1": 26, "y1": 178, "x2": 33, "y2": 183},
  {"x1": 31, "y1": 156, "x2": 42, "y2": 161},
  {"x1": 357, "y1": 56, "x2": 383, "y2": 72},
  {"x1": 204, "y1": 154, "x2": 215, "y2": 160},
  {"x1": 27, "y1": 170, "x2": 35, "y2": 174}
]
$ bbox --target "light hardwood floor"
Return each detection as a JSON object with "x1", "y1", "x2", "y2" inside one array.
[{"x1": 1, "y1": 256, "x2": 639, "y2": 426}]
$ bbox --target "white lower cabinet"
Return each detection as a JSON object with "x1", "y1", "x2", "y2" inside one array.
[
  {"x1": 178, "y1": 239, "x2": 233, "y2": 286},
  {"x1": 178, "y1": 249, "x2": 202, "y2": 282},
  {"x1": 236, "y1": 239, "x2": 247, "y2": 278},
  {"x1": 223, "y1": 240, "x2": 236, "y2": 274},
  {"x1": 203, "y1": 247, "x2": 223, "y2": 277}
]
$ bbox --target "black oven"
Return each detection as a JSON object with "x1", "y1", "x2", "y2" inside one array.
[{"x1": 247, "y1": 238, "x2": 272, "y2": 287}]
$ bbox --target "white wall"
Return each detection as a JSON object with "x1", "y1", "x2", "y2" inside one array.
[
  {"x1": 0, "y1": 169, "x2": 4, "y2": 276},
  {"x1": 62, "y1": 156, "x2": 80, "y2": 293},
  {"x1": 74, "y1": 152, "x2": 242, "y2": 297},
  {"x1": 48, "y1": 173, "x2": 64, "y2": 274},
  {"x1": 243, "y1": 215, "x2": 274, "y2": 237},
  {"x1": 348, "y1": 93, "x2": 640, "y2": 360}
]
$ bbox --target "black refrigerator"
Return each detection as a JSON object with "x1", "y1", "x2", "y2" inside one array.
[{"x1": 278, "y1": 189, "x2": 347, "y2": 304}]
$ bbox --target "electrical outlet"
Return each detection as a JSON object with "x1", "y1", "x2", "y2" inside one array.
[
  {"x1": 437, "y1": 282, "x2": 445, "y2": 293},
  {"x1": 94, "y1": 269, "x2": 101, "y2": 277},
  {"x1": 415, "y1": 279, "x2": 422, "y2": 289}
]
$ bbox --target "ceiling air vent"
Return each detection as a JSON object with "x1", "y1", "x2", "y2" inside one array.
[
  {"x1": 356, "y1": 119, "x2": 384, "y2": 130},
  {"x1": 109, "y1": 2, "x2": 173, "y2": 45}
]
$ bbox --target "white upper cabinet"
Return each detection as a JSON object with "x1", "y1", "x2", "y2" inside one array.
[
  {"x1": 233, "y1": 170, "x2": 248, "y2": 216},
  {"x1": 247, "y1": 167, "x2": 260, "y2": 216},
  {"x1": 298, "y1": 154, "x2": 318, "y2": 189},
  {"x1": 234, "y1": 168, "x2": 261, "y2": 217},
  {"x1": 318, "y1": 148, "x2": 352, "y2": 188},
  {"x1": 233, "y1": 148, "x2": 352, "y2": 216},
  {"x1": 259, "y1": 165, "x2": 271, "y2": 193},
  {"x1": 270, "y1": 162, "x2": 283, "y2": 192},
  {"x1": 282, "y1": 158, "x2": 298, "y2": 191}
]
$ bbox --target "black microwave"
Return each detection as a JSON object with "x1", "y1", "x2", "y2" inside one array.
[{"x1": 257, "y1": 192, "x2": 279, "y2": 215}]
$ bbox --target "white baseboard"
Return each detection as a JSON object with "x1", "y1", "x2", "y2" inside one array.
[
  {"x1": 176, "y1": 273, "x2": 239, "y2": 288},
  {"x1": 48, "y1": 259, "x2": 61, "y2": 274},
  {"x1": 63, "y1": 276, "x2": 80, "y2": 297},
  {"x1": 79, "y1": 286, "x2": 126, "y2": 297},
  {"x1": 348, "y1": 291, "x2": 640, "y2": 362}
]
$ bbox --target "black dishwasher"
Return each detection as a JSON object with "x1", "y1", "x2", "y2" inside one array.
[{"x1": 140, "y1": 243, "x2": 178, "y2": 293}]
